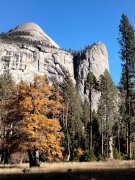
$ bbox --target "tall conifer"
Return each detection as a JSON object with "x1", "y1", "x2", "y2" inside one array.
[
  {"x1": 118, "y1": 14, "x2": 135, "y2": 159},
  {"x1": 60, "y1": 76, "x2": 84, "y2": 161},
  {"x1": 98, "y1": 70, "x2": 118, "y2": 159}
]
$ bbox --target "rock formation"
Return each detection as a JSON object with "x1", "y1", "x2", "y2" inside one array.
[
  {"x1": 74, "y1": 42, "x2": 109, "y2": 110},
  {"x1": 0, "y1": 22, "x2": 109, "y2": 110},
  {"x1": 0, "y1": 22, "x2": 74, "y2": 83}
]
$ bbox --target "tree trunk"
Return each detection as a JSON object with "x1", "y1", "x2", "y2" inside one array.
[
  {"x1": 34, "y1": 149, "x2": 40, "y2": 167},
  {"x1": 106, "y1": 134, "x2": 109, "y2": 158},
  {"x1": 28, "y1": 149, "x2": 34, "y2": 167},
  {"x1": 125, "y1": 63, "x2": 132, "y2": 159},
  {"x1": 101, "y1": 132, "x2": 104, "y2": 155},
  {"x1": 101, "y1": 120, "x2": 104, "y2": 155},
  {"x1": 126, "y1": 123, "x2": 128, "y2": 155},
  {"x1": 65, "y1": 103, "x2": 71, "y2": 161},
  {"x1": 128, "y1": 122, "x2": 132, "y2": 159},
  {"x1": 28, "y1": 148, "x2": 40, "y2": 167},
  {"x1": 90, "y1": 118, "x2": 93, "y2": 150},
  {"x1": 4, "y1": 149, "x2": 10, "y2": 164},
  {"x1": 67, "y1": 133, "x2": 71, "y2": 161},
  {"x1": 89, "y1": 88, "x2": 92, "y2": 150},
  {"x1": 126, "y1": 121, "x2": 132, "y2": 159},
  {"x1": 108, "y1": 135, "x2": 113, "y2": 159},
  {"x1": 118, "y1": 126, "x2": 120, "y2": 153}
]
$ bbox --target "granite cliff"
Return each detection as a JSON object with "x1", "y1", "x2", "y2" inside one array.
[
  {"x1": 0, "y1": 22, "x2": 109, "y2": 110},
  {"x1": 74, "y1": 42, "x2": 109, "y2": 110}
]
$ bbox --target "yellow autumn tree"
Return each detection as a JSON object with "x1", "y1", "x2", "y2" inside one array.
[{"x1": 11, "y1": 75, "x2": 64, "y2": 167}]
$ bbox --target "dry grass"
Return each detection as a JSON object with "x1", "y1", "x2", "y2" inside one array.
[
  {"x1": 0, "y1": 161, "x2": 135, "y2": 180},
  {"x1": 0, "y1": 160, "x2": 135, "y2": 174}
]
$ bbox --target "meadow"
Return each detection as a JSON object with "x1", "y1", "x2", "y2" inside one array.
[{"x1": 0, "y1": 160, "x2": 135, "y2": 180}]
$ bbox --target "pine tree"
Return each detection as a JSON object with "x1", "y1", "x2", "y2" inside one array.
[
  {"x1": 60, "y1": 76, "x2": 84, "y2": 161},
  {"x1": 91, "y1": 111, "x2": 100, "y2": 156},
  {"x1": 0, "y1": 71, "x2": 14, "y2": 163},
  {"x1": 98, "y1": 70, "x2": 118, "y2": 159},
  {"x1": 82, "y1": 99, "x2": 90, "y2": 150},
  {"x1": 118, "y1": 14, "x2": 135, "y2": 159},
  {"x1": 86, "y1": 72, "x2": 99, "y2": 150}
]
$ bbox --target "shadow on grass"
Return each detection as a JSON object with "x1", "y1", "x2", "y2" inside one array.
[
  {"x1": 0, "y1": 168, "x2": 135, "y2": 180},
  {"x1": 0, "y1": 166, "x2": 21, "y2": 169}
]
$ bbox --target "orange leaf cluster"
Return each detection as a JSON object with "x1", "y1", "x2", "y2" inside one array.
[{"x1": 11, "y1": 75, "x2": 64, "y2": 160}]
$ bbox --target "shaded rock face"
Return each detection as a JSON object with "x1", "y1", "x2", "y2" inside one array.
[
  {"x1": 74, "y1": 42, "x2": 109, "y2": 110},
  {"x1": 0, "y1": 23, "x2": 109, "y2": 110}
]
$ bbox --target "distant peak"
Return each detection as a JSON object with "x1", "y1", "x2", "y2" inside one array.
[
  {"x1": 9, "y1": 22, "x2": 60, "y2": 48},
  {"x1": 12, "y1": 22, "x2": 45, "y2": 34}
]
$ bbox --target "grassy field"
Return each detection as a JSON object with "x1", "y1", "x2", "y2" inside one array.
[{"x1": 0, "y1": 160, "x2": 135, "y2": 179}]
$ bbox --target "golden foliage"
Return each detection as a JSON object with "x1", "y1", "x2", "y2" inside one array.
[
  {"x1": 10, "y1": 75, "x2": 64, "y2": 161},
  {"x1": 76, "y1": 148, "x2": 84, "y2": 158}
]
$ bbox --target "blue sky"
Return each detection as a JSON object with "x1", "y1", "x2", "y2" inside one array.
[{"x1": 0, "y1": 0, "x2": 134, "y2": 85}]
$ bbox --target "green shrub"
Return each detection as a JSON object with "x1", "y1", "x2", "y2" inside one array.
[
  {"x1": 132, "y1": 153, "x2": 135, "y2": 160},
  {"x1": 113, "y1": 148, "x2": 122, "y2": 159},
  {"x1": 98, "y1": 154, "x2": 106, "y2": 161},
  {"x1": 121, "y1": 153, "x2": 128, "y2": 160},
  {"x1": 80, "y1": 150, "x2": 97, "y2": 162}
]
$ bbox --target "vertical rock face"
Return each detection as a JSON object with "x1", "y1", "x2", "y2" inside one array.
[
  {"x1": 0, "y1": 22, "x2": 109, "y2": 110},
  {"x1": 74, "y1": 42, "x2": 109, "y2": 110},
  {"x1": 0, "y1": 43, "x2": 74, "y2": 83}
]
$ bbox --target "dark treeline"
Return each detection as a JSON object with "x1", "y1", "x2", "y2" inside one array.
[{"x1": 0, "y1": 14, "x2": 134, "y2": 167}]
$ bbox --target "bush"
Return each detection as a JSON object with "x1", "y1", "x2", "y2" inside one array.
[
  {"x1": 113, "y1": 148, "x2": 122, "y2": 160},
  {"x1": 98, "y1": 154, "x2": 106, "y2": 161},
  {"x1": 80, "y1": 150, "x2": 97, "y2": 162},
  {"x1": 74, "y1": 148, "x2": 84, "y2": 161},
  {"x1": 121, "y1": 153, "x2": 128, "y2": 160},
  {"x1": 132, "y1": 153, "x2": 135, "y2": 160}
]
